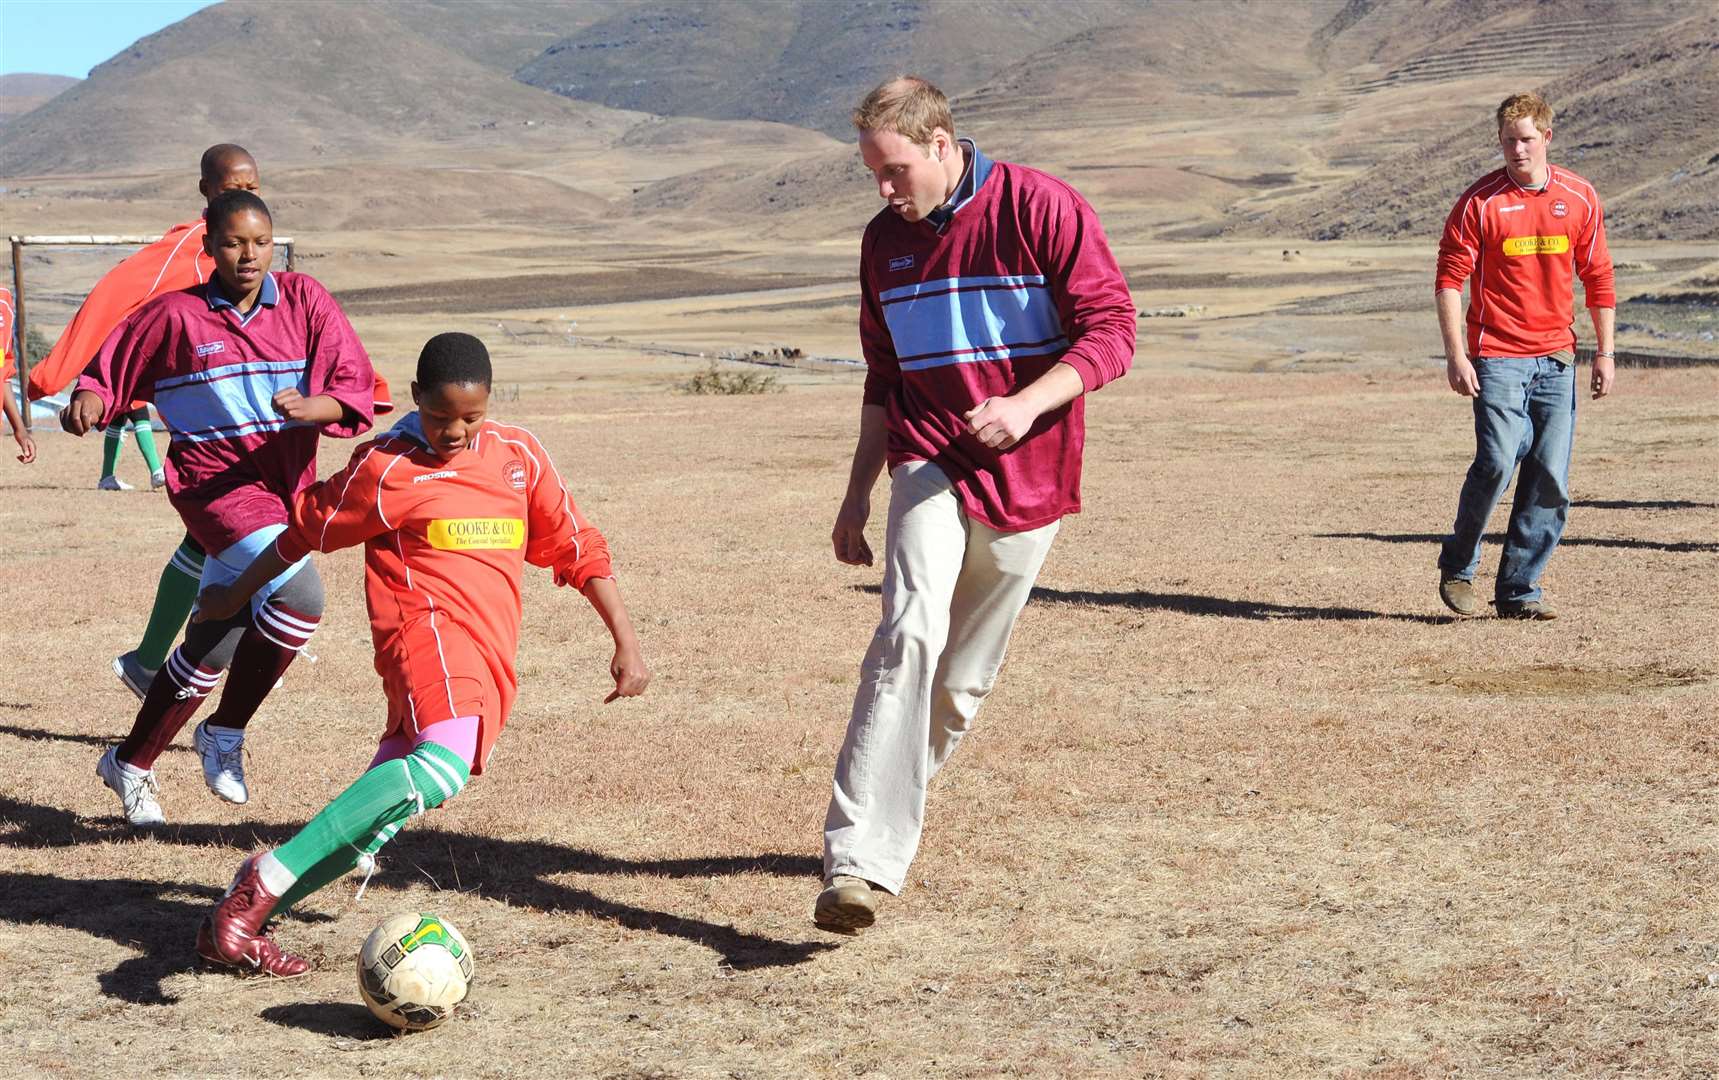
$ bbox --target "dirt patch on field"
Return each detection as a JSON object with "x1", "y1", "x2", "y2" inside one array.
[
  {"x1": 1426, "y1": 663, "x2": 1711, "y2": 696},
  {"x1": 1121, "y1": 267, "x2": 1399, "y2": 291},
  {"x1": 335, "y1": 268, "x2": 849, "y2": 315}
]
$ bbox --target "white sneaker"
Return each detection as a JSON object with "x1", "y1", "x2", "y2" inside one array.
[
  {"x1": 113, "y1": 651, "x2": 158, "y2": 702},
  {"x1": 194, "y1": 721, "x2": 249, "y2": 804},
  {"x1": 97, "y1": 475, "x2": 134, "y2": 491},
  {"x1": 96, "y1": 747, "x2": 165, "y2": 828},
  {"x1": 150, "y1": 469, "x2": 167, "y2": 490}
]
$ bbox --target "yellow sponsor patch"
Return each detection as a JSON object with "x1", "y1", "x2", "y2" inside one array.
[
  {"x1": 426, "y1": 518, "x2": 524, "y2": 550},
  {"x1": 1502, "y1": 235, "x2": 1570, "y2": 256}
]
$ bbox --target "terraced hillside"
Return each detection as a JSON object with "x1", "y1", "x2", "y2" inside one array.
[
  {"x1": 1341, "y1": 15, "x2": 1674, "y2": 95},
  {"x1": 1238, "y1": 9, "x2": 1719, "y2": 242}
]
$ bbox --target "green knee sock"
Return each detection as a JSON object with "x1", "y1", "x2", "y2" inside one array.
[
  {"x1": 100, "y1": 426, "x2": 124, "y2": 478},
  {"x1": 132, "y1": 419, "x2": 162, "y2": 474},
  {"x1": 272, "y1": 742, "x2": 470, "y2": 913},
  {"x1": 136, "y1": 539, "x2": 205, "y2": 670}
]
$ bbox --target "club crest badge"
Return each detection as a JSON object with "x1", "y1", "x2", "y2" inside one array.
[
  {"x1": 504, "y1": 461, "x2": 527, "y2": 491},
  {"x1": 1551, "y1": 200, "x2": 1568, "y2": 218}
]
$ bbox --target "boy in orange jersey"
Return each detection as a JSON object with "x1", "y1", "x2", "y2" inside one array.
[
  {"x1": 1434, "y1": 92, "x2": 1615, "y2": 620},
  {"x1": 190, "y1": 332, "x2": 649, "y2": 975}
]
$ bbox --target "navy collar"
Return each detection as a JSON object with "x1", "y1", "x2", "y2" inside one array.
[
  {"x1": 924, "y1": 139, "x2": 991, "y2": 236},
  {"x1": 206, "y1": 271, "x2": 279, "y2": 326},
  {"x1": 386, "y1": 410, "x2": 431, "y2": 449},
  {"x1": 387, "y1": 410, "x2": 488, "y2": 458}
]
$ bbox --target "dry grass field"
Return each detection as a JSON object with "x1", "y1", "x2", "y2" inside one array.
[{"x1": 0, "y1": 243, "x2": 1715, "y2": 1077}]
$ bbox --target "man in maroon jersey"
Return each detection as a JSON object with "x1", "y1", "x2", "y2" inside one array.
[{"x1": 816, "y1": 75, "x2": 1135, "y2": 933}]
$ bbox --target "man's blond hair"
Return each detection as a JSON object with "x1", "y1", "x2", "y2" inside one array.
[
  {"x1": 852, "y1": 76, "x2": 955, "y2": 148},
  {"x1": 1496, "y1": 92, "x2": 1553, "y2": 134}
]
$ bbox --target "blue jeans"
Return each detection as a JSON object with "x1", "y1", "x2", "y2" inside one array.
[{"x1": 1438, "y1": 356, "x2": 1576, "y2": 604}]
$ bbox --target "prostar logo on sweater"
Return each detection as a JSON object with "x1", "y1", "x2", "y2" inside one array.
[
  {"x1": 194, "y1": 341, "x2": 226, "y2": 357},
  {"x1": 888, "y1": 255, "x2": 914, "y2": 272}
]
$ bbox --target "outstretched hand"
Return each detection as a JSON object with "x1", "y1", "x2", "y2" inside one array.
[{"x1": 605, "y1": 645, "x2": 651, "y2": 703}]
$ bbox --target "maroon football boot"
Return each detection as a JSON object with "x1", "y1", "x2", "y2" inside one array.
[{"x1": 195, "y1": 854, "x2": 311, "y2": 977}]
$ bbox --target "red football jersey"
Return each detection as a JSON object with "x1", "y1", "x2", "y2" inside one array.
[
  {"x1": 274, "y1": 414, "x2": 613, "y2": 771},
  {"x1": 1435, "y1": 166, "x2": 1615, "y2": 358}
]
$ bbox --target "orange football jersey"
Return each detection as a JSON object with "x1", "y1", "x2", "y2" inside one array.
[{"x1": 275, "y1": 414, "x2": 613, "y2": 770}]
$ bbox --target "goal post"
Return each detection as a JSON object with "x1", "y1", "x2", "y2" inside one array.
[{"x1": 7, "y1": 234, "x2": 296, "y2": 430}]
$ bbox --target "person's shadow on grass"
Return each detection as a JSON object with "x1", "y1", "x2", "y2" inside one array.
[
  {"x1": 1316, "y1": 530, "x2": 1718, "y2": 554},
  {"x1": 0, "y1": 791, "x2": 832, "y2": 1011},
  {"x1": 852, "y1": 583, "x2": 1452, "y2": 623}
]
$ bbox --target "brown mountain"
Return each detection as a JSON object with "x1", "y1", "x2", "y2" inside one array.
[
  {"x1": 0, "y1": 74, "x2": 79, "y2": 125},
  {"x1": 367, "y1": 0, "x2": 642, "y2": 72},
  {"x1": 515, "y1": 0, "x2": 1141, "y2": 138},
  {"x1": 1239, "y1": 8, "x2": 1719, "y2": 240},
  {"x1": 2, "y1": 0, "x2": 1710, "y2": 245},
  {"x1": 0, "y1": 0, "x2": 628, "y2": 177}
]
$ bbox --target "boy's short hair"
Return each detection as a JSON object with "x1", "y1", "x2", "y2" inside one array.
[
  {"x1": 853, "y1": 75, "x2": 954, "y2": 147},
  {"x1": 417, "y1": 332, "x2": 492, "y2": 389},
  {"x1": 207, "y1": 189, "x2": 271, "y2": 235},
  {"x1": 1496, "y1": 92, "x2": 1553, "y2": 133},
  {"x1": 200, "y1": 143, "x2": 255, "y2": 184}
]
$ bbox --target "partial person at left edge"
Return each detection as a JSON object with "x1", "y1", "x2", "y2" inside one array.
[{"x1": 0, "y1": 286, "x2": 37, "y2": 463}]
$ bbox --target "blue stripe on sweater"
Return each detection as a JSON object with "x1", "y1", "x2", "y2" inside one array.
[
  {"x1": 881, "y1": 275, "x2": 1066, "y2": 369},
  {"x1": 154, "y1": 359, "x2": 309, "y2": 441}
]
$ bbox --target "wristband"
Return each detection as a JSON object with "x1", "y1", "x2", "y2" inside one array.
[{"x1": 1595, "y1": 351, "x2": 1615, "y2": 358}]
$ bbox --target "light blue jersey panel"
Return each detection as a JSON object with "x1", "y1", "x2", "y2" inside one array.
[{"x1": 880, "y1": 276, "x2": 1067, "y2": 371}]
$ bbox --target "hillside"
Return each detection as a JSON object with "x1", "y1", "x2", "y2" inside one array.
[
  {"x1": 0, "y1": 74, "x2": 78, "y2": 125},
  {"x1": 1238, "y1": 9, "x2": 1719, "y2": 241},
  {"x1": 515, "y1": 0, "x2": 1141, "y2": 138},
  {"x1": 1, "y1": 0, "x2": 1712, "y2": 246},
  {"x1": 0, "y1": 0, "x2": 630, "y2": 177},
  {"x1": 367, "y1": 0, "x2": 641, "y2": 72},
  {"x1": 622, "y1": 0, "x2": 1343, "y2": 240},
  {"x1": 617, "y1": 0, "x2": 1712, "y2": 242}
]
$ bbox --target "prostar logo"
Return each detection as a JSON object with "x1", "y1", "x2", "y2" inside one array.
[{"x1": 888, "y1": 255, "x2": 915, "y2": 271}]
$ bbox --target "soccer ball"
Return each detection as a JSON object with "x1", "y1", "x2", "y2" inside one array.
[{"x1": 357, "y1": 912, "x2": 475, "y2": 1031}]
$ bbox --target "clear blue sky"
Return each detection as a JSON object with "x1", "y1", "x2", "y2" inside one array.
[{"x1": 1, "y1": 0, "x2": 218, "y2": 79}]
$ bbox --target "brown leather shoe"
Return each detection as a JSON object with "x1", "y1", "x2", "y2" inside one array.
[
  {"x1": 195, "y1": 855, "x2": 311, "y2": 977},
  {"x1": 1497, "y1": 599, "x2": 1557, "y2": 620},
  {"x1": 814, "y1": 874, "x2": 879, "y2": 933},
  {"x1": 1439, "y1": 576, "x2": 1480, "y2": 617}
]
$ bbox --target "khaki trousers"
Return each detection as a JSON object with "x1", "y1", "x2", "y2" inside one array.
[{"x1": 824, "y1": 460, "x2": 1059, "y2": 894}]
